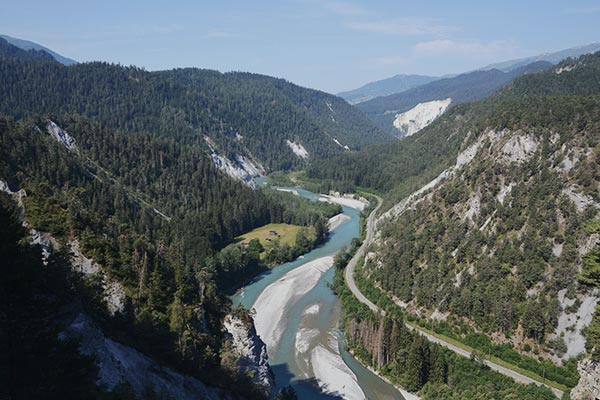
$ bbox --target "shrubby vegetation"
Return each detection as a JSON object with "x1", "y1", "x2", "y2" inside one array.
[
  {"x1": 580, "y1": 219, "x2": 600, "y2": 361},
  {"x1": 318, "y1": 52, "x2": 600, "y2": 390}
]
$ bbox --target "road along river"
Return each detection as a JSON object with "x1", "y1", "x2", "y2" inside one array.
[{"x1": 232, "y1": 186, "x2": 404, "y2": 400}]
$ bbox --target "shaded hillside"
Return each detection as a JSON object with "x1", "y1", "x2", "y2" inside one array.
[{"x1": 1, "y1": 37, "x2": 377, "y2": 396}]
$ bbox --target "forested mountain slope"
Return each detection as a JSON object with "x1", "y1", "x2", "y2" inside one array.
[
  {"x1": 0, "y1": 52, "x2": 390, "y2": 173},
  {"x1": 0, "y1": 39, "x2": 348, "y2": 398},
  {"x1": 357, "y1": 61, "x2": 552, "y2": 135},
  {"x1": 329, "y1": 52, "x2": 600, "y2": 396},
  {"x1": 0, "y1": 114, "x2": 316, "y2": 398},
  {"x1": 309, "y1": 53, "x2": 600, "y2": 209},
  {"x1": 372, "y1": 99, "x2": 599, "y2": 360}
]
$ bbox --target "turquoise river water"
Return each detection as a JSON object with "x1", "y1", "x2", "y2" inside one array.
[{"x1": 231, "y1": 185, "x2": 404, "y2": 400}]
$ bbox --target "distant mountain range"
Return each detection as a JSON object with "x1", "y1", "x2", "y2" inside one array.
[
  {"x1": 342, "y1": 42, "x2": 600, "y2": 108},
  {"x1": 480, "y1": 42, "x2": 600, "y2": 72},
  {"x1": 0, "y1": 34, "x2": 77, "y2": 65},
  {"x1": 357, "y1": 61, "x2": 552, "y2": 136},
  {"x1": 337, "y1": 74, "x2": 439, "y2": 105}
]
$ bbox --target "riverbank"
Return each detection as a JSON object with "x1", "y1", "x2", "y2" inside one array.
[
  {"x1": 349, "y1": 350, "x2": 421, "y2": 400},
  {"x1": 234, "y1": 186, "x2": 405, "y2": 399},
  {"x1": 319, "y1": 193, "x2": 368, "y2": 211},
  {"x1": 253, "y1": 256, "x2": 334, "y2": 352},
  {"x1": 328, "y1": 213, "x2": 351, "y2": 231}
]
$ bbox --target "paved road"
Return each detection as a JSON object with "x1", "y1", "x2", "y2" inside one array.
[
  {"x1": 344, "y1": 196, "x2": 564, "y2": 399},
  {"x1": 345, "y1": 195, "x2": 383, "y2": 314}
]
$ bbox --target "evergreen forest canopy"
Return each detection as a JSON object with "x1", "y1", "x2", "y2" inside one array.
[
  {"x1": 2, "y1": 34, "x2": 600, "y2": 399},
  {"x1": 317, "y1": 51, "x2": 600, "y2": 397},
  {"x1": 0, "y1": 52, "x2": 391, "y2": 172},
  {"x1": 0, "y1": 39, "x2": 350, "y2": 398}
]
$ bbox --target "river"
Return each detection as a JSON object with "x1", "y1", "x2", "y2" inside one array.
[{"x1": 231, "y1": 185, "x2": 404, "y2": 400}]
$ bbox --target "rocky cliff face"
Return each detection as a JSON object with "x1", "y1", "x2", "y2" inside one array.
[
  {"x1": 60, "y1": 312, "x2": 222, "y2": 399},
  {"x1": 224, "y1": 314, "x2": 275, "y2": 396},
  {"x1": 571, "y1": 359, "x2": 600, "y2": 400},
  {"x1": 1, "y1": 179, "x2": 127, "y2": 315},
  {"x1": 393, "y1": 98, "x2": 452, "y2": 138}
]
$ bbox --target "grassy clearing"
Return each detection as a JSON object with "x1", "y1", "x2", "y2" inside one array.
[{"x1": 236, "y1": 223, "x2": 314, "y2": 251}]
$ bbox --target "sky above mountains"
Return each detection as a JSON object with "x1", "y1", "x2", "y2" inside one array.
[{"x1": 4, "y1": 0, "x2": 599, "y2": 93}]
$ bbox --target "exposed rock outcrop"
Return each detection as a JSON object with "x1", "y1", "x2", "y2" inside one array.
[
  {"x1": 286, "y1": 140, "x2": 309, "y2": 159},
  {"x1": 570, "y1": 358, "x2": 600, "y2": 400},
  {"x1": 223, "y1": 314, "x2": 275, "y2": 396},
  {"x1": 46, "y1": 120, "x2": 77, "y2": 151},
  {"x1": 393, "y1": 98, "x2": 452, "y2": 138},
  {"x1": 60, "y1": 312, "x2": 221, "y2": 399},
  {"x1": 204, "y1": 136, "x2": 265, "y2": 186}
]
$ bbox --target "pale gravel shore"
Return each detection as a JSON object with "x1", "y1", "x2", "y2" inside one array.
[
  {"x1": 400, "y1": 390, "x2": 422, "y2": 400},
  {"x1": 252, "y1": 256, "x2": 333, "y2": 354},
  {"x1": 275, "y1": 188, "x2": 300, "y2": 196},
  {"x1": 294, "y1": 327, "x2": 320, "y2": 356},
  {"x1": 327, "y1": 213, "x2": 352, "y2": 231},
  {"x1": 318, "y1": 194, "x2": 368, "y2": 211},
  {"x1": 302, "y1": 303, "x2": 320, "y2": 315},
  {"x1": 311, "y1": 343, "x2": 365, "y2": 400}
]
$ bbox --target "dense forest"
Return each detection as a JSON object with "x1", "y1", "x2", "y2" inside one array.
[
  {"x1": 0, "y1": 54, "x2": 390, "y2": 172},
  {"x1": 331, "y1": 252, "x2": 557, "y2": 399},
  {"x1": 0, "y1": 37, "x2": 56, "y2": 63},
  {"x1": 0, "y1": 111, "x2": 343, "y2": 394},
  {"x1": 324, "y1": 52, "x2": 600, "y2": 396},
  {"x1": 0, "y1": 194, "x2": 105, "y2": 399},
  {"x1": 0, "y1": 38, "x2": 358, "y2": 397}
]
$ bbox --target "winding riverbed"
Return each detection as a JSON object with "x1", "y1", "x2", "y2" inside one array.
[{"x1": 232, "y1": 186, "x2": 404, "y2": 400}]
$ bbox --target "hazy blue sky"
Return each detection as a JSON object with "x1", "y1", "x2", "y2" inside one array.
[{"x1": 3, "y1": 1, "x2": 599, "y2": 93}]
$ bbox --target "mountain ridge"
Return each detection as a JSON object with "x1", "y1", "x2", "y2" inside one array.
[
  {"x1": 337, "y1": 74, "x2": 439, "y2": 104},
  {"x1": 0, "y1": 54, "x2": 392, "y2": 173},
  {"x1": 340, "y1": 42, "x2": 600, "y2": 115},
  {"x1": 480, "y1": 42, "x2": 600, "y2": 72},
  {"x1": 0, "y1": 33, "x2": 77, "y2": 65},
  {"x1": 357, "y1": 61, "x2": 553, "y2": 135}
]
